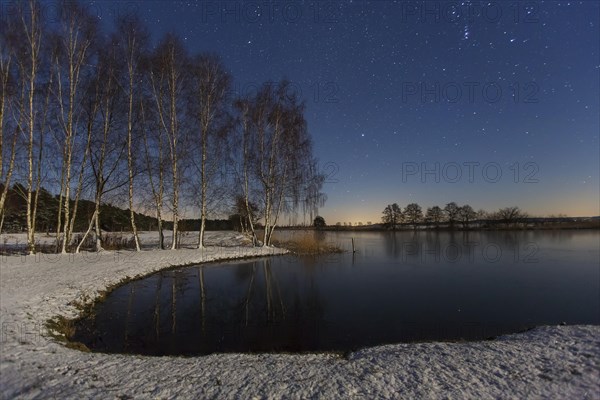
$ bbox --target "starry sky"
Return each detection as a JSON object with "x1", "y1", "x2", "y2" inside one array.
[{"x1": 84, "y1": 0, "x2": 598, "y2": 223}]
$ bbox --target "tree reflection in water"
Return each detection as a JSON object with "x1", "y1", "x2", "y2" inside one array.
[{"x1": 72, "y1": 231, "x2": 600, "y2": 355}]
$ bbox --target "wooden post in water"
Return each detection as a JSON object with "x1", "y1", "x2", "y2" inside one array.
[{"x1": 352, "y1": 238, "x2": 356, "y2": 253}]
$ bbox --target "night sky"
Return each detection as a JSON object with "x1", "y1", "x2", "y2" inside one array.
[{"x1": 83, "y1": 1, "x2": 598, "y2": 223}]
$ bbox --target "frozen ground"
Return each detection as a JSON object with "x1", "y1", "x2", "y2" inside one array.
[{"x1": 1, "y1": 231, "x2": 598, "y2": 399}]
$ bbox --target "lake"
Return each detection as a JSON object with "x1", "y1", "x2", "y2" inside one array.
[{"x1": 72, "y1": 230, "x2": 600, "y2": 355}]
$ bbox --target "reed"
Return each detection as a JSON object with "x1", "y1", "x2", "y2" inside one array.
[{"x1": 272, "y1": 233, "x2": 344, "y2": 255}]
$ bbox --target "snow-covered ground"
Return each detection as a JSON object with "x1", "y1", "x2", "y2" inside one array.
[
  {"x1": 1, "y1": 231, "x2": 598, "y2": 399},
  {"x1": 0, "y1": 229, "x2": 245, "y2": 252}
]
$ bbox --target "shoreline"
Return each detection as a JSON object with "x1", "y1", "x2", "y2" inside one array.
[
  {"x1": 1, "y1": 232, "x2": 598, "y2": 398},
  {"x1": 276, "y1": 223, "x2": 600, "y2": 232}
]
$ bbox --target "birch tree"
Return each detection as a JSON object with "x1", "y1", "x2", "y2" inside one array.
[
  {"x1": 233, "y1": 98, "x2": 259, "y2": 245},
  {"x1": 247, "y1": 81, "x2": 325, "y2": 246},
  {"x1": 8, "y1": 0, "x2": 44, "y2": 253},
  {"x1": 116, "y1": 16, "x2": 149, "y2": 251},
  {"x1": 149, "y1": 34, "x2": 188, "y2": 249},
  {"x1": 189, "y1": 54, "x2": 231, "y2": 248},
  {"x1": 265, "y1": 90, "x2": 320, "y2": 246},
  {"x1": 249, "y1": 85, "x2": 275, "y2": 246},
  {"x1": 0, "y1": 24, "x2": 18, "y2": 232},
  {"x1": 51, "y1": 1, "x2": 97, "y2": 252},
  {"x1": 140, "y1": 95, "x2": 166, "y2": 249},
  {"x1": 76, "y1": 41, "x2": 127, "y2": 252}
]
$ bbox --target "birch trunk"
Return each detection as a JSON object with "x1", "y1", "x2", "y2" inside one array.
[
  {"x1": 197, "y1": 104, "x2": 209, "y2": 249},
  {"x1": 127, "y1": 78, "x2": 140, "y2": 251},
  {"x1": 142, "y1": 99, "x2": 166, "y2": 250},
  {"x1": 168, "y1": 49, "x2": 179, "y2": 250},
  {"x1": 30, "y1": 69, "x2": 52, "y2": 249},
  {"x1": 267, "y1": 165, "x2": 288, "y2": 246},
  {"x1": 55, "y1": 4, "x2": 93, "y2": 253},
  {"x1": 0, "y1": 127, "x2": 18, "y2": 229},
  {"x1": 75, "y1": 209, "x2": 96, "y2": 253},
  {"x1": 66, "y1": 122, "x2": 92, "y2": 249},
  {"x1": 240, "y1": 105, "x2": 258, "y2": 246},
  {"x1": 126, "y1": 35, "x2": 141, "y2": 251},
  {"x1": 262, "y1": 113, "x2": 282, "y2": 247},
  {"x1": 21, "y1": 0, "x2": 41, "y2": 254},
  {"x1": 0, "y1": 51, "x2": 15, "y2": 229}
]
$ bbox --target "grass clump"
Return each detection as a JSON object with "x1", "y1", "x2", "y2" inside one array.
[
  {"x1": 46, "y1": 315, "x2": 75, "y2": 341},
  {"x1": 46, "y1": 315, "x2": 91, "y2": 352}
]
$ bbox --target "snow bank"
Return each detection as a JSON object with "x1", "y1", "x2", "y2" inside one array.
[{"x1": 1, "y1": 232, "x2": 598, "y2": 399}]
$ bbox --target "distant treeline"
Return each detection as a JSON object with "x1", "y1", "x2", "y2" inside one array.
[
  {"x1": 0, "y1": 184, "x2": 235, "y2": 233},
  {"x1": 321, "y1": 218, "x2": 600, "y2": 231},
  {"x1": 307, "y1": 202, "x2": 598, "y2": 231},
  {"x1": 376, "y1": 202, "x2": 599, "y2": 230}
]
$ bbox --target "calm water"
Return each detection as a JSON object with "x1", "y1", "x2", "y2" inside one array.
[{"x1": 73, "y1": 230, "x2": 600, "y2": 355}]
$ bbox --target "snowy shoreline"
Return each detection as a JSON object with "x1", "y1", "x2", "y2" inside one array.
[{"x1": 1, "y1": 232, "x2": 598, "y2": 399}]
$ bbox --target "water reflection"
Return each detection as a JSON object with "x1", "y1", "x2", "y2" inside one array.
[
  {"x1": 73, "y1": 230, "x2": 600, "y2": 355},
  {"x1": 375, "y1": 230, "x2": 545, "y2": 265}
]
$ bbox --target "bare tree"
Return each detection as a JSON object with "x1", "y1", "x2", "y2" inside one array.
[
  {"x1": 148, "y1": 34, "x2": 189, "y2": 249},
  {"x1": 458, "y1": 204, "x2": 476, "y2": 229},
  {"x1": 140, "y1": 96, "x2": 167, "y2": 249},
  {"x1": 382, "y1": 203, "x2": 402, "y2": 230},
  {"x1": 189, "y1": 54, "x2": 231, "y2": 248},
  {"x1": 476, "y1": 209, "x2": 488, "y2": 220},
  {"x1": 115, "y1": 16, "x2": 149, "y2": 251},
  {"x1": 76, "y1": 42, "x2": 128, "y2": 253},
  {"x1": 65, "y1": 91, "x2": 93, "y2": 251},
  {"x1": 28, "y1": 63, "x2": 53, "y2": 252},
  {"x1": 231, "y1": 194, "x2": 260, "y2": 234},
  {"x1": 404, "y1": 203, "x2": 422, "y2": 229},
  {"x1": 7, "y1": 0, "x2": 44, "y2": 253},
  {"x1": 234, "y1": 81, "x2": 324, "y2": 246},
  {"x1": 256, "y1": 82, "x2": 322, "y2": 245},
  {"x1": 233, "y1": 98, "x2": 260, "y2": 245},
  {"x1": 425, "y1": 205, "x2": 444, "y2": 228},
  {"x1": 474, "y1": 209, "x2": 489, "y2": 228},
  {"x1": 0, "y1": 25, "x2": 18, "y2": 232},
  {"x1": 51, "y1": 1, "x2": 97, "y2": 253},
  {"x1": 301, "y1": 161, "x2": 327, "y2": 227},
  {"x1": 271, "y1": 83, "x2": 322, "y2": 246},
  {"x1": 495, "y1": 206, "x2": 527, "y2": 228},
  {"x1": 0, "y1": 6, "x2": 330, "y2": 253},
  {"x1": 250, "y1": 85, "x2": 278, "y2": 246},
  {"x1": 444, "y1": 202, "x2": 460, "y2": 229}
]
